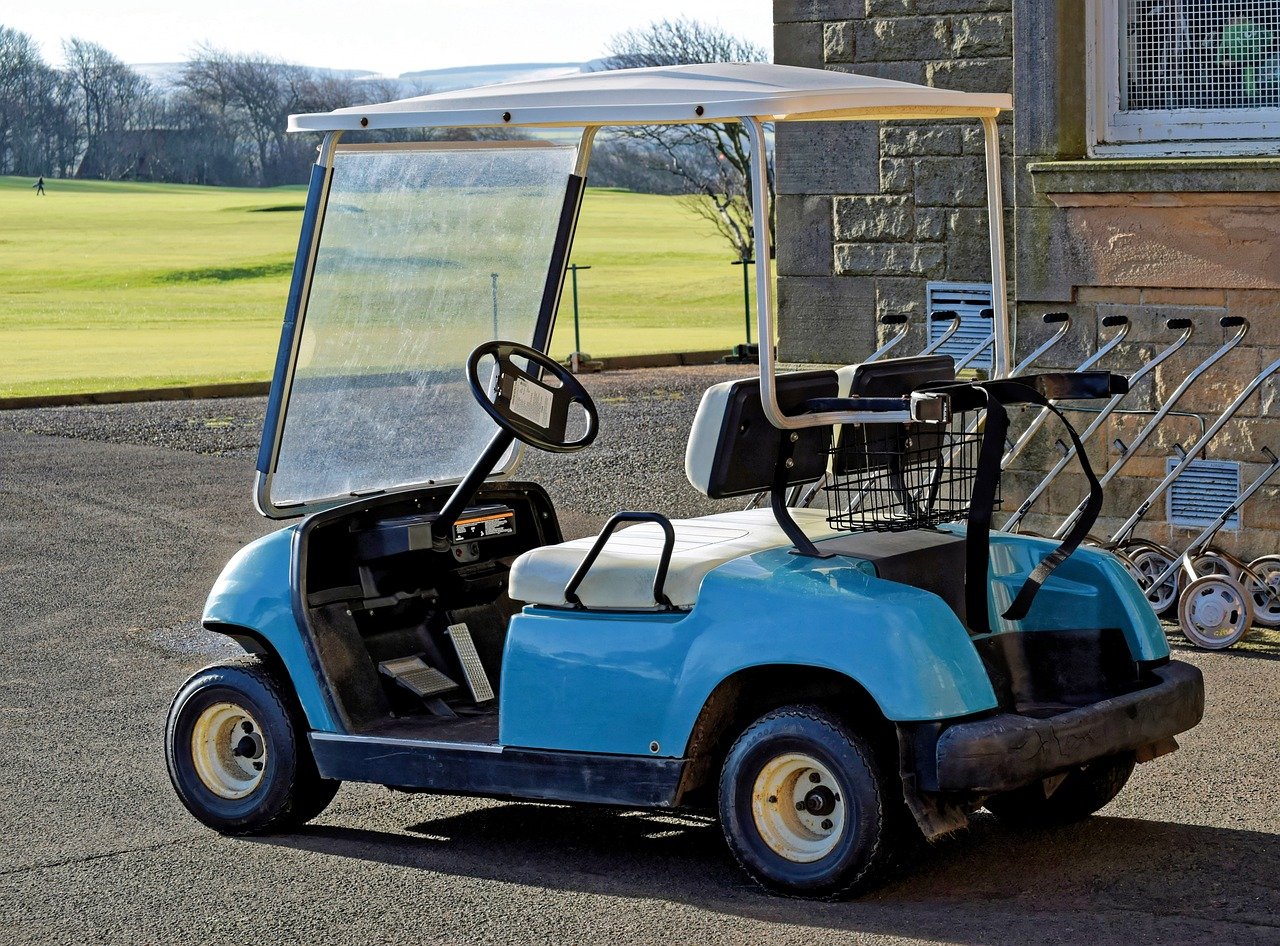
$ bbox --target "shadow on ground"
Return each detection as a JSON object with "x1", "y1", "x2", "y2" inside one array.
[{"x1": 255, "y1": 803, "x2": 1278, "y2": 942}]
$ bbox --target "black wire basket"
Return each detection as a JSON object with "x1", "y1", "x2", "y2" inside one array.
[{"x1": 824, "y1": 410, "x2": 997, "y2": 532}]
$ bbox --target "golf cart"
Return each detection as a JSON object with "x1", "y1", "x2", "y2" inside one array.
[{"x1": 165, "y1": 64, "x2": 1204, "y2": 898}]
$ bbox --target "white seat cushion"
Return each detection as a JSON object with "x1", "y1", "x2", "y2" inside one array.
[{"x1": 508, "y1": 507, "x2": 842, "y2": 610}]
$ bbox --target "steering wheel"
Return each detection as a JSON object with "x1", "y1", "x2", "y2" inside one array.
[{"x1": 466, "y1": 340, "x2": 599, "y2": 453}]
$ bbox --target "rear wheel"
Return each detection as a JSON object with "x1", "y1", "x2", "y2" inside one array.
[
  {"x1": 985, "y1": 753, "x2": 1135, "y2": 826},
  {"x1": 166, "y1": 659, "x2": 339, "y2": 834},
  {"x1": 718, "y1": 705, "x2": 899, "y2": 899}
]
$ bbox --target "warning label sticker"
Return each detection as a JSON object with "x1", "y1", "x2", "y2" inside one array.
[{"x1": 509, "y1": 376, "x2": 554, "y2": 429}]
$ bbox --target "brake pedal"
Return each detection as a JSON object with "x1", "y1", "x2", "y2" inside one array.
[
  {"x1": 446, "y1": 623, "x2": 495, "y2": 703},
  {"x1": 378, "y1": 655, "x2": 460, "y2": 700}
]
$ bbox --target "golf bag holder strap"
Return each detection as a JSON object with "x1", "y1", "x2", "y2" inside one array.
[
  {"x1": 563, "y1": 511, "x2": 676, "y2": 610},
  {"x1": 923, "y1": 372, "x2": 1127, "y2": 634}
]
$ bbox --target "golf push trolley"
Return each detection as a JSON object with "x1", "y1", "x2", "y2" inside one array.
[
  {"x1": 164, "y1": 63, "x2": 1203, "y2": 899},
  {"x1": 996, "y1": 312, "x2": 1280, "y2": 650}
]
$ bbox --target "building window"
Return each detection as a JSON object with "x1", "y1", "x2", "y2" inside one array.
[{"x1": 1089, "y1": 0, "x2": 1280, "y2": 155}]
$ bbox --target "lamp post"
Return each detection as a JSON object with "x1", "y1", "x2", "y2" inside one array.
[
  {"x1": 490, "y1": 273, "x2": 499, "y2": 337},
  {"x1": 566, "y1": 262, "x2": 591, "y2": 372},
  {"x1": 731, "y1": 255, "x2": 753, "y2": 347}
]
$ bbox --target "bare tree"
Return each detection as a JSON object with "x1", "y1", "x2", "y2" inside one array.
[
  {"x1": 0, "y1": 27, "x2": 58, "y2": 173},
  {"x1": 604, "y1": 18, "x2": 773, "y2": 259},
  {"x1": 62, "y1": 38, "x2": 153, "y2": 176}
]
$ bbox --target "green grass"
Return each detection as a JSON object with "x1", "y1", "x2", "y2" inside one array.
[{"x1": 0, "y1": 176, "x2": 750, "y2": 397}]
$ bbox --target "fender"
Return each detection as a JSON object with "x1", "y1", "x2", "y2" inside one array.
[
  {"x1": 500, "y1": 531, "x2": 1169, "y2": 759},
  {"x1": 500, "y1": 548, "x2": 1000, "y2": 758},
  {"x1": 984, "y1": 531, "x2": 1169, "y2": 661},
  {"x1": 201, "y1": 525, "x2": 339, "y2": 731}
]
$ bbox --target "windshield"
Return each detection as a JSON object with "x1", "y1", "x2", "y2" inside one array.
[{"x1": 267, "y1": 140, "x2": 578, "y2": 508}]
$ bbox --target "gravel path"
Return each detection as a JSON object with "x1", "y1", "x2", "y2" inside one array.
[
  {"x1": 0, "y1": 364, "x2": 752, "y2": 537},
  {"x1": 1, "y1": 364, "x2": 1276, "y2": 946}
]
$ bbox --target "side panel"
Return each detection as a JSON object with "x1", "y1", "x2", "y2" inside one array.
[
  {"x1": 499, "y1": 549, "x2": 1000, "y2": 757},
  {"x1": 310, "y1": 734, "x2": 684, "y2": 807},
  {"x1": 201, "y1": 526, "x2": 338, "y2": 731}
]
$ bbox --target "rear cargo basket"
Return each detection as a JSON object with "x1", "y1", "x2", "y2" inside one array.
[{"x1": 824, "y1": 409, "x2": 997, "y2": 532}]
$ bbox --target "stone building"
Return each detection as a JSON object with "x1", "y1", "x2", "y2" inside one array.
[{"x1": 773, "y1": 0, "x2": 1279, "y2": 559}]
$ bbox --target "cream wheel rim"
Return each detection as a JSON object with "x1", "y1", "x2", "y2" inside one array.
[
  {"x1": 750, "y1": 752, "x2": 845, "y2": 863},
  {"x1": 191, "y1": 702, "x2": 267, "y2": 799}
]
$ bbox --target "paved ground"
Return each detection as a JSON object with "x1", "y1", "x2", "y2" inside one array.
[{"x1": 0, "y1": 365, "x2": 1276, "y2": 946}]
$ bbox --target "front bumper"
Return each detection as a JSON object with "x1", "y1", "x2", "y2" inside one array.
[{"x1": 934, "y1": 661, "x2": 1204, "y2": 793}]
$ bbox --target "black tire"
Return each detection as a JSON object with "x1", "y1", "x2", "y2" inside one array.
[
  {"x1": 984, "y1": 753, "x2": 1135, "y2": 827},
  {"x1": 718, "y1": 704, "x2": 899, "y2": 899},
  {"x1": 165, "y1": 658, "x2": 339, "y2": 835}
]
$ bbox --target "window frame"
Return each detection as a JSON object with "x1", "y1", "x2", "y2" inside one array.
[{"x1": 1086, "y1": 0, "x2": 1280, "y2": 157}]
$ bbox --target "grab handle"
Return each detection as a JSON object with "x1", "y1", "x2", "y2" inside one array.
[{"x1": 563, "y1": 512, "x2": 676, "y2": 610}]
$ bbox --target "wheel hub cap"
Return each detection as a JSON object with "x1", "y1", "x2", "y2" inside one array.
[
  {"x1": 751, "y1": 752, "x2": 846, "y2": 863},
  {"x1": 191, "y1": 702, "x2": 268, "y2": 799}
]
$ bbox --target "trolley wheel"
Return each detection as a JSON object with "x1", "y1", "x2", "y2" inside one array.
[
  {"x1": 1178, "y1": 576, "x2": 1254, "y2": 650},
  {"x1": 717, "y1": 704, "x2": 901, "y2": 899},
  {"x1": 1115, "y1": 551, "x2": 1144, "y2": 586},
  {"x1": 1126, "y1": 546, "x2": 1181, "y2": 618},
  {"x1": 1244, "y1": 555, "x2": 1280, "y2": 627},
  {"x1": 1192, "y1": 551, "x2": 1237, "y2": 579}
]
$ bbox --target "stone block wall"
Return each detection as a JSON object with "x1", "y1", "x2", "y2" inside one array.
[
  {"x1": 1007, "y1": 2, "x2": 1279, "y2": 562},
  {"x1": 774, "y1": 0, "x2": 1013, "y2": 364},
  {"x1": 774, "y1": 0, "x2": 1280, "y2": 563}
]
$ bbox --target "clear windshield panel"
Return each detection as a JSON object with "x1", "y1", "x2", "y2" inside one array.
[{"x1": 269, "y1": 141, "x2": 577, "y2": 508}]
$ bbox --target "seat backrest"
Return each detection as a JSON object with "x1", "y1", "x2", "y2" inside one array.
[
  {"x1": 831, "y1": 355, "x2": 955, "y2": 475},
  {"x1": 685, "y1": 370, "x2": 837, "y2": 498}
]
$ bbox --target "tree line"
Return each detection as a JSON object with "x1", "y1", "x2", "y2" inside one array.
[
  {"x1": 0, "y1": 27, "x2": 449, "y2": 186},
  {"x1": 0, "y1": 18, "x2": 770, "y2": 257}
]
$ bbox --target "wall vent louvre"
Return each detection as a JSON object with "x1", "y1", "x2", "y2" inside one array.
[
  {"x1": 926, "y1": 281, "x2": 993, "y2": 368},
  {"x1": 1165, "y1": 458, "x2": 1241, "y2": 530}
]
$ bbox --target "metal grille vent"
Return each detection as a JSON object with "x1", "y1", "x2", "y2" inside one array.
[
  {"x1": 1166, "y1": 457, "x2": 1241, "y2": 530},
  {"x1": 926, "y1": 281, "x2": 993, "y2": 367},
  {"x1": 1122, "y1": 0, "x2": 1280, "y2": 111}
]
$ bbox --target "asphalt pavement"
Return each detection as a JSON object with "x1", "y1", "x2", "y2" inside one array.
[{"x1": 0, "y1": 365, "x2": 1276, "y2": 945}]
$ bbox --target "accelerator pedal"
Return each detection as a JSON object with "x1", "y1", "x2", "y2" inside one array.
[
  {"x1": 378, "y1": 655, "x2": 460, "y2": 700},
  {"x1": 446, "y1": 623, "x2": 495, "y2": 703}
]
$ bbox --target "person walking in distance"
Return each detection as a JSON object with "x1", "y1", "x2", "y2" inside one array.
[{"x1": 32, "y1": 176, "x2": 45, "y2": 195}]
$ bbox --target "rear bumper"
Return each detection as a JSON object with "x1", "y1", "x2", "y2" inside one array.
[{"x1": 935, "y1": 661, "x2": 1204, "y2": 793}]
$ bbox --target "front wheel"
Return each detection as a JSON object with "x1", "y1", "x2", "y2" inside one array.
[
  {"x1": 985, "y1": 753, "x2": 1135, "y2": 826},
  {"x1": 718, "y1": 705, "x2": 899, "y2": 899},
  {"x1": 165, "y1": 659, "x2": 339, "y2": 834}
]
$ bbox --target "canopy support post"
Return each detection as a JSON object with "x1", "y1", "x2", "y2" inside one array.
[
  {"x1": 743, "y1": 116, "x2": 793, "y2": 431},
  {"x1": 981, "y1": 116, "x2": 1011, "y2": 379}
]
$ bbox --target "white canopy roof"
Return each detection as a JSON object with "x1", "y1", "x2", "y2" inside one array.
[{"x1": 288, "y1": 62, "x2": 1012, "y2": 133}]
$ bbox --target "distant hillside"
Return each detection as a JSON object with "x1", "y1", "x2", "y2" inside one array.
[
  {"x1": 131, "y1": 59, "x2": 611, "y2": 97},
  {"x1": 400, "y1": 60, "x2": 611, "y2": 92},
  {"x1": 131, "y1": 62, "x2": 381, "y2": 91}
]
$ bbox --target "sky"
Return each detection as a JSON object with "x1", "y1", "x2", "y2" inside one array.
[{"x1": 6, "y1": 1, "x2": 775, "y2": 76}]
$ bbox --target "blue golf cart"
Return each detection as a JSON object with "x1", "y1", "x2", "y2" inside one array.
[{"x1": 165, "y1": 64, "x2": 1204, "y2": 898}]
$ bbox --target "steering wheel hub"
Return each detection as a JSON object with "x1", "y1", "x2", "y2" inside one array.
[{"x1": 466, "y1": 340, "x2": 599, "y2": 454}]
